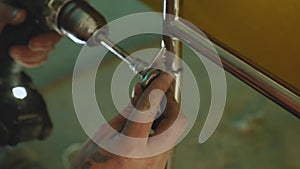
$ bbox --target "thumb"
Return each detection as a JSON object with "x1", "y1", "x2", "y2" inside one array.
[{"x1": 0, "y1": 3, "x2": 26, "y2": 31}]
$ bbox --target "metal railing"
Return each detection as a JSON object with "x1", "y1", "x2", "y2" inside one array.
[{"x1": 162, "y1": 0, "x2": 299, "y2": 168}]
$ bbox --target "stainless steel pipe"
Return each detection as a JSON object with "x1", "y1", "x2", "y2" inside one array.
[
  {"x1": 162, "y1": 0, "x2": 299, "y2": 120},
  {"x1": 163, "y1": 0, "x2": 182, "y2": 169},
  {"x1": 167, "y1": 19, "x2": 300, "y2": 117}
]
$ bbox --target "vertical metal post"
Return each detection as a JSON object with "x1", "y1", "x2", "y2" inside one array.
[{"x1": 163, "y1": 0, "x2": 182, "y2": 169}]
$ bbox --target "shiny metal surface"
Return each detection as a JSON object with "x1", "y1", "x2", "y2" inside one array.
[
  {"x1": 58, "y1": 0, "x2": 107, "y2": 43},
  {"x1": 46, "y1": 0, "x2": 72, "y2": 31},
  {"x1": 163, "y1": 1, "x2": 182, "y2": 169},
  {"x1": 167, "y1": 19, "x2": 300, "y2": 117},
  {"x1": 95, "y1": 34, "x2": 149, "y2": 75},
  {"x1": 162, "y1": 1, "x2": 299, "y2": 169},
  {"x1": 141, "y1": 0, "x2": 300, "y2": 118},
  {"x1": 13, "y1": 1, "x2": 298, "y2": 168},
  {"x1": 141, "y1": 0, "x2": 300, "y2": 95}
]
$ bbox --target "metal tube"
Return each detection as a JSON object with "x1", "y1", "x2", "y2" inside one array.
[
  {"x1": 89, "y1": 32, "x2": 149, "y2": 76},
  {"x1": 161, "y1": 1, "x2": 299, "y2": 168},
  {"x1": 163, "y1": 0, "x2": 182, "y2": 169},
  {"x1": 167, "y1": 19, "x2": 300, "y2": 117}
]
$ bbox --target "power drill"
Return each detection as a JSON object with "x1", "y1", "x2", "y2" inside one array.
[{"x1": 0, "y1": 0, "x2": 107, "y2": 146}]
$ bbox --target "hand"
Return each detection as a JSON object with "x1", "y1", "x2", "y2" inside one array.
[
  {"x1": 0, "y1": 2, "x2": 61, "y2": 67},
  {"x1": 71, "y1": 72, "x2": 187, "y2": 169}
]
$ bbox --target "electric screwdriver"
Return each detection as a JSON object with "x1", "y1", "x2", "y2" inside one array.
[
  {"x1": 0, "y1": 0, "x2": 107, "y2": 146},
  {"x1": 0, "y1": 0, "x2": 164, "y2": 146}
]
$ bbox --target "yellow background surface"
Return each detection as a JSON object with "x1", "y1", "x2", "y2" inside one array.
[{"x1": 142, "y1": 0, "x2": 300, "y2": 92}]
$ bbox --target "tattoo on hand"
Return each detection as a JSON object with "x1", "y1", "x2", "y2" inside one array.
[
  {"x1": 81, "y1": 161, "x2": 92, "y2": 169},
  {"x1": 91, "y1": 151, "x2": 113, "y2": 163},
  {"x1": 73, "y1": 141, "x2": 113, "y2": 169}
]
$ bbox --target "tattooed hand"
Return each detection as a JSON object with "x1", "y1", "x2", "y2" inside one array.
[{"x1": 71, "y1": 72, "x2": 188, "y2": 169}]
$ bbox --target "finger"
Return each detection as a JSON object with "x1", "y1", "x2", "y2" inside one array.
[
  {"x1": 148, "y1": 88, "x2": 187, "y2": 150},
  {"x1": 152, "y1": 88, "x2": 182, "y2": 136},
  {"x1": 136, "y1": 73, "x2": 174, "y2": 112},
  {"x1": 131, "y1": 83, "x2": 143, "y2": 106},
  {"x1": 108, "y1": 83, "x2": 144, "y2": 132},
  {"x1": 10, "y1": 45, "x2": 54, "y2": 56},
  {"x1": 0, "y1": 3, "x2": 26, "y2": 24},
  {"x1": 29, "y1": 32, "x2": 62, "y2": 51},
  {"x1": 122, "y1": 72, "x2": 174, "y2": 138},
  {"x1": 94, "y1": 83, "x2": 146, "y2": 138},
  {"x1": 150, "y1": 85, "x2": 176, "y2": 131},
  {"x1": 148, "y1": 111, "x2": 187, "y2": 152},
  {"x1": 10, "y1": 45, "x2": 51, "y2": 61},
  {"x1": 10, "y1": 46, "x2": 49, "y2": 67},
  {"x1": 159, "y1": 84, "x2": 177, "y2": 119},
  {"x1": 90, "y1": 113, "x2": 127, "y2": 143},
  {"x1": 15, "y1": 55, "x2": 48, "y2": 68}
]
